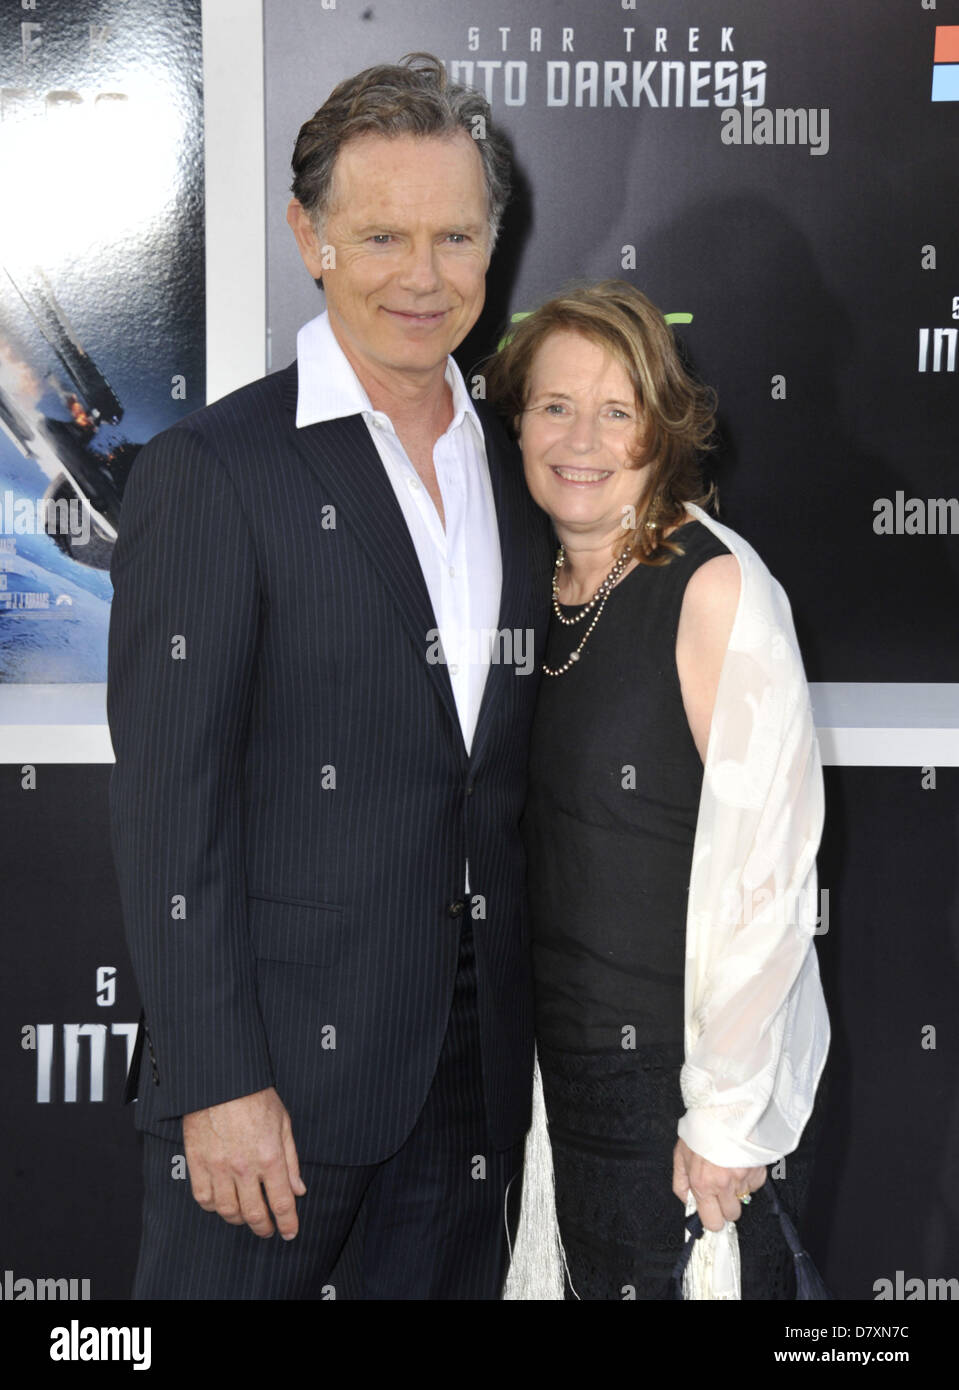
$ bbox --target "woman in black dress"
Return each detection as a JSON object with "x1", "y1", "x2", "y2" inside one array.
[{"x1": 487, "y1": 282, "x2": 829, "y2": 1300}]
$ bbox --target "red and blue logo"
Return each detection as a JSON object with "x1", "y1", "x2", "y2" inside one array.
[{"x1": 932, "y1": 26, "x2": 959, "y2": 101}]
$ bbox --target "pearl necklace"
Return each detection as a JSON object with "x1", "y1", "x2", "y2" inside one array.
[{"x1": 543, "y1": 544, "x2": 633, "y2": 677}]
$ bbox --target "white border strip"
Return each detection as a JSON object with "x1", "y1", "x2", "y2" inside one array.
[
  {"x1": 1, "y1": 683, "x2": 959, "y2": 765},
  {"x1": 0, "y1": 723, "x2": 114, "y2": 763},
  {"x1": 202, "y1": 0, "x2": 266, "y2": 402},
  {"x1": 0, "y1": 684, "x2": 113, "y2": 762},
  {"x1": 816, "y1": 727, "x2": 959, "y2": 768}
]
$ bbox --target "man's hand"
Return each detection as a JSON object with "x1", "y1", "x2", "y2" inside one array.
[
  {"x1": 182, "y1": 1087, "x2": 307, "y2": 1239},
  {"x1": 672, "y1": 1137, "x2": 766, "y2": 1233}
]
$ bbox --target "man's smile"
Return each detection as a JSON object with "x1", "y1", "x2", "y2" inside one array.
[{"x1": 381, "y1": 306, "x2": 449, "y2": 323}]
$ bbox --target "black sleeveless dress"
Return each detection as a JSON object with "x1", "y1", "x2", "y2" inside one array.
[{"x1": 521, "y1": 519, "x2": 822, "y2": 1300}]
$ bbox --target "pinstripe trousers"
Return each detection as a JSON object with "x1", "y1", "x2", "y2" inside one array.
[{"x1": 131, "y1": 922, "x2": 525, "y2": 1300}]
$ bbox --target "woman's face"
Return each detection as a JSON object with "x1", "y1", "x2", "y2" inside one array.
[{"x1": 518, "y1": 330, "x2": 650, "y2": 552}]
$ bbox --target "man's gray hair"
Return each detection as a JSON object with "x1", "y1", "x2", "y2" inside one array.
[{"x1": 290, "y1": 52, "x2": 512, "y2": 251}]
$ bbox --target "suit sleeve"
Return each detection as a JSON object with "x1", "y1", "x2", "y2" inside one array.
[{"x1": 107, "y1": 424, "x2": 275, "y2": 1119}]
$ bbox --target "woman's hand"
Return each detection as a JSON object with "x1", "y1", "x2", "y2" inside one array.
[{"x1": 672, "y1": 1138, "x2": 766, "y2": 1232}]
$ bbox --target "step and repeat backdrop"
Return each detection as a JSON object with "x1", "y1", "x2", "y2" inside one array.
[{"x1": 1, "y1": 0, "x2": 957, "y2": 1303}]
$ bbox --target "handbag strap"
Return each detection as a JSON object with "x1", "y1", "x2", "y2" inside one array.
[{"x1": 669, "y1": 1180, "x2": 832, "y2": 1300}]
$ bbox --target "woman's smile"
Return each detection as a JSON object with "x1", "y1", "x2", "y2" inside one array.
[{"x1": 549, "y1": 465, "x2": 614, "y2": 486}]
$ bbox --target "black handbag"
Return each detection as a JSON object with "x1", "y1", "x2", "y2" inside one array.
[{"x1": 667, "y1": 1179, "x2": 832, "y2": 1300}]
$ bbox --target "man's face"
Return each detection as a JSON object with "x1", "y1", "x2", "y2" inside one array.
[{"x1": 288, "y1": 131, "x2": 491, "y2": 381}]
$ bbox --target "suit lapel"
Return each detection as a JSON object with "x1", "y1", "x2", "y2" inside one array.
[
  {"x1": 280, "y1": 362, "x2": 529, "y2": 764},
  {"x1": 469, "y1": 400, "x2": 530, "y2": 769},
  {"x1": 281, "y1": 363, "x2": 461, "y2": 739}
]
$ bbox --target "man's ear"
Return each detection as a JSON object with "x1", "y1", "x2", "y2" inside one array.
[{"x1": 287, "y1": 198, "x2": 327, "y2": 279}]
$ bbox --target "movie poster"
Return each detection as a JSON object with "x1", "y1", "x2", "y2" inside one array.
[{"x1": 0, "y1": 0, "x2": 204, "y2": 686}]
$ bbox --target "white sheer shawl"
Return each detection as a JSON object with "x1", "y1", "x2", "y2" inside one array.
[{"x1": 503, "y1": 504, "x2": 830, "y2": 1300}]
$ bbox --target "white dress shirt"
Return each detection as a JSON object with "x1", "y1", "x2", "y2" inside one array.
[{"x1": 295, "y1": 310, "x2": 503, "y2": 892}]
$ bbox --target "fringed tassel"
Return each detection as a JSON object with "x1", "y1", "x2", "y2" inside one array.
[
  {"x1": 502, "y1": 1049, "x2": 577, "y2": 1300},
  {"x1": 763, "y1": 1180, "x2": 833, "y2": 1300},
  {"x1": 681, "y1": 1195, "x2": 742, "y2": 1300}
]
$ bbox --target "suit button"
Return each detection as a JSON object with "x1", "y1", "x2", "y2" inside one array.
[
  {"x1": 464, "y1": 784, "x2": 474, "y2": 796},
  {"x1": 447, "y1": 899, "x2": 465, "y2": 918}
]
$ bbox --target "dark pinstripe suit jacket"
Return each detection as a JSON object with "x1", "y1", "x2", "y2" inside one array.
[{"x1": 107, "y1": 359, "x2": 554, "y2": 1164}]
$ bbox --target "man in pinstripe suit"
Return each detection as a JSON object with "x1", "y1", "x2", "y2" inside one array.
[{"x1": 107, "y1": 56, "x2": 552, "y2": 1299}]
